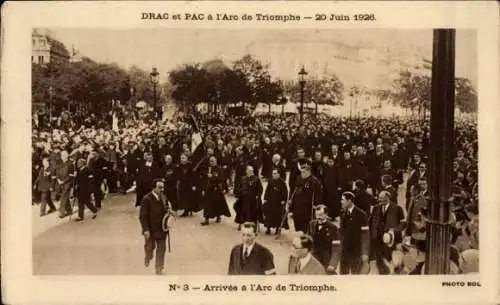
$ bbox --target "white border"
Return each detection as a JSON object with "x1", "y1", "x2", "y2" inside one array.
[{"x1": 1, "y1": 1, "x2": 499, "y2": 304}]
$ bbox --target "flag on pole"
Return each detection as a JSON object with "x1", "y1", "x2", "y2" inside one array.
[
  {"x1": 187, "y1": 114, "x2": 205, "y2": 170},
  {"x1": 112, "y1": 111, "x2": 119, "y2": 131}
]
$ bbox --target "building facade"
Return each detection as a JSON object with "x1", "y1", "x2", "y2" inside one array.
[{"x1": 32, "y1": 29, "x2": 70, "y2": 66}]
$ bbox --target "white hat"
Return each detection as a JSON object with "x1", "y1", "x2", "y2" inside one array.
[{"x1": 383, "y1": 229, "x2": 395, "y2": 248}]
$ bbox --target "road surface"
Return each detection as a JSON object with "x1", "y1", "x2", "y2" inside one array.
[{"x1": 32, "y1": 178, "x2": 407, "y2": 275}]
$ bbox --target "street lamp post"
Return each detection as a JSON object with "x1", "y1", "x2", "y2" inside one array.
[
  {"x1": 48, "y1": 85, "x2": 53, "y2": 122},
  {"x1": 298, "y1": 66, "x2": 307, "y2": 125},
  {"x1": 425, "y1": 29, "x2": 455, "y2": 274},
  {"x1": 150, "y1": 67, "x2": 160, "y2": 120}
]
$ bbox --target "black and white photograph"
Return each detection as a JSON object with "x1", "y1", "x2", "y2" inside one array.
[{"x1": 30, "y1": 27, "x2": 479, "y2": 276}]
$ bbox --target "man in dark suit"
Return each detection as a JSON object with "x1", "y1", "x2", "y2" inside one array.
[
  {"x1": 289, "y1": 147, "x2": 307, "y2": 192},
  {"x1": 369, "y1": 190, "x2": 405, "y2": 274},
  {"x1": 74, "y1": 158, "x2": 98, "y2": 221},
  {"x1": 288, "y1": 160, "x2": 323, "y2": 233},
  {"x1": 228, "y1": 222, "x2": 276, "y2": 275},
  {"x1": 353, "y1": 179, "x2": 376, "y2": 216},
  {"x1": 288, "y1": 234, "x2": 326, "y2": 275},
  {"x1": 139, "y1": 179, "x2": 171, "y2": 275},
  {"x1": 136, "y1": 152, "x2": 161, "y2": 206},
  {"x1": 308, "y1": 205, "x2": 341, "y2": 274},
  {"x1": 88, "y1": 151, "x2": 109, "y2": 209},
  {"x1": 339, "y1": 192, "x2": 370, "y2": 274}
]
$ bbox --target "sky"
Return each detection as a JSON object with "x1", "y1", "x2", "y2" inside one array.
[{"x1": 46, "y1": 28, "x2": 477, "y2": 88}]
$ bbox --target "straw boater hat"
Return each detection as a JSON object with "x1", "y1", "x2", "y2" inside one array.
[{"x1": 383, "y1": 229, "x2": 396, "y2": 248}]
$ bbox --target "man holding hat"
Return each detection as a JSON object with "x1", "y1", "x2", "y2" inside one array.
[
  {"x1": 139, "y1": 179, "x2": 172, "y2": 275},
  {"x1": 369, "y1": 190, "x2": 405, "y2": 274}
]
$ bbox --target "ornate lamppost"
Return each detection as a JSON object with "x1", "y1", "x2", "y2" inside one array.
[
  {"x1": 298, "y1": 66, "x2": 308, "y2": 125},
  {"x1": 150, "y1": 67, "x2": 160, "y2": 120}
]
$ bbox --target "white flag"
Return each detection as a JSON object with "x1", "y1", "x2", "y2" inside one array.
[
  {"x1": 112, "y1": 111, "x2": 119, "y2": 131},
  {"x1": 191, "y1": 132, "x2": 202, "y2": 152}
]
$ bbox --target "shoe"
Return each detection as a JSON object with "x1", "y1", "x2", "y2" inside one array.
[
  {"x1": 265, "y1": 228, "x2": 271, "y2": 235},
  {"x1": 47, "y1": 208, "x2": 56, "y2": 214},
  {"x1": 237, "y1": 224, "x2": 241, "y2": 231},
  {"x1": 144, "y1": 258, "x2": 150, "y2": 267},
  {"x1": 216, "y1": 217, "x2": 221, "y2": 223},
  {"x1": 201, "y1": 220, "x2": 209, "y2": 226},
  {"x1": 180, "y1": 211, "x2": 189, "y2": 217},
  {"x1": 275, "y1": 229, "x2": 281, "y2": 235},
  {"x1": 75, "y1": 217, "x2": 84, "y2": 222},
  {"x1": 59, "y1": 214, "x2": 67, "y2": 219},
  {"x1": 40, "y1": 212, "x2": 46, "y2": 217},
  {"x1": 91, "y1": 213, "x2": 98, "y2": 219},
  {"x1": 155, "y1": 268, "x2": 164, "y2": 275}
]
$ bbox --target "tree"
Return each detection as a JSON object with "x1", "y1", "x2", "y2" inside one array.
[
  {"x1": 232, "y1": 54, "x2": 273, "y2": 110},
  {"x1": 455, "y1": 77, "x2": 477, "y2": 113},
  {"x1": 169, "y1": 64, "x2": 214, "y2": 112},
  {"x1": 128, "y1": 65, "x2": 155, "y2": 106},
  {"x1": 285, "y1": 74, "x2": 344, "y2": 114},
  {"x1": 393, "y1": 69, "x2": 477, "y2": 116},
  {"x1": 392, "y1": 70, "x2": 431, "y2": 117}
]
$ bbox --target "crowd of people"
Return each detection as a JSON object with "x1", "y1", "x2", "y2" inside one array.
[{"x1": 32, "y1": 107, "x2": 479, "y2": 275}]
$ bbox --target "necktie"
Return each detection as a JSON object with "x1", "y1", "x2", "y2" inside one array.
[
  {"x1": 244, "y1": 247, "x2": 249, "y2": 259},
  {"x1": 296, "y1": 261, "x2": 301, "y2": 273}
]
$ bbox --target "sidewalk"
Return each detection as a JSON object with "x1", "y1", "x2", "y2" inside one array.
[{"x1": 32, "y1": 194, "x2": 122, "y2": 238}]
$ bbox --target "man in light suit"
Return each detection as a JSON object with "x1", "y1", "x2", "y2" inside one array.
[{"x1": 288, "y1": 234, "x2": 326, "y2": 275}]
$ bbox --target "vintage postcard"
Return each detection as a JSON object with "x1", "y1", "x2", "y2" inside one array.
[{"x1": 1, "y1": 1, "x2": 499, "y2": 305}]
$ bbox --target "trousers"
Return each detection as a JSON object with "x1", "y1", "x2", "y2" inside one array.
[
  {"x1": 144, "y1": 237, "x2": 166, "y2": 271},
  {"x1": 77, "y1": 196, "x2": 98, "y2": 219}
]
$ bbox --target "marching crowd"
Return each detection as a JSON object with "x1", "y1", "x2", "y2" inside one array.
[{"x1": 32, "y1": 109, "x2": 479, "y2": 275}]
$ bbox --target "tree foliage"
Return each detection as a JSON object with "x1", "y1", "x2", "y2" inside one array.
[
  {"x1": 393, "y1": 69, "x2": 478, "y2": 114},
  {"x1": 32, "y1": 57, "x2": 132, "y2": 115},
  {"x1": 169, "y1": 54, "x2": 283, "y2": 113},
  {"x1": 285, "y1": 74, "x2": 344, "y2": 112}
]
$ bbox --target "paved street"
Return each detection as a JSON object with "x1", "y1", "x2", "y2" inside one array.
[
  {"x1": 32, "y1": 188, "x2": 298, "y2": 275},
  {"x1": 33, "y1": 177, "x2": 407, "y2": 275}
]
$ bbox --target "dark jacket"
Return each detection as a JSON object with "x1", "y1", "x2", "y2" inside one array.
[
  {"x1": 340, "y1": 206, "x2": 370, "y2": 258},
  {"x1": 139, "y1": 192, "x2": 169, "y2": 240},
  {"x1": 228, "y1": 243, "x2": 275, "y2": 275},
  {"x1": 74, "y1": 166, "x2": 94, "y2": 200}
]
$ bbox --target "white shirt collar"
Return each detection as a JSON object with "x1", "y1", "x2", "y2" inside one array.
[
  {"x1": 299, "y1": 253, "x2": 313, "y2": 270},
  {"x1": 152, "y1": 191, "x2": 160, "y2": 201},
  {"x1": 348, "y1": 205, "x2": 355, "y2": 214},
  {"x1": 145, "y1": 161, "x2": 152, "y2": 167},
  {"x1": 243, "y1": 243, "x2": 255, "y2": 255}
]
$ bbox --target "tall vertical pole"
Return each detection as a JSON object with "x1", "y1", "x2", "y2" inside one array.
[
  {"x1": 153, "y1": 82, "x2": 157, "y2": 120},
  {"x1": 425, "y1": 29, "x2": 455, "y2": 274},
  {"x1": 300, "y1": 82, "x2": 304, "y2": 125},
  {"x1": 49, "y1": 85, "x2": 53, "y2": 123}
]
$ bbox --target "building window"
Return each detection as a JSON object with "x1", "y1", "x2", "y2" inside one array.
[
  {"x1": 39, "y1": 56, "x2": 44, "y2": 64},
  {"x1": 32, "y1": 39, "x2": 35, "y2": 45}
]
